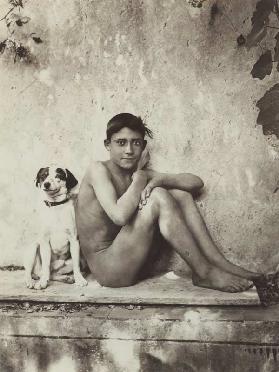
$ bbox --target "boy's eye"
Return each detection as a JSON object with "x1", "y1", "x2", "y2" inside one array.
[
  {"x1": 114, "y1": 139, "x2": 143, "y2": 146},
  {"x1": 133, "y1": 139, "x2": 143, "y2": 146},
  {"x1": 116, "y1": 139, "x2": 126, "y2": 146}
]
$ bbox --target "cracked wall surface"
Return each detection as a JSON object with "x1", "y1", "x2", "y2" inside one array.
[{"x1": 0, "y1": 0, "x2": 279, "y2": 274}]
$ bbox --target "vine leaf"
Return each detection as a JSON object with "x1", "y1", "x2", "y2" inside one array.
[
  {"x1": 0, "y1": 41, "x2": 6, "y2": 54},
  {"x1": 15, "y1": 16, "x2": 30, "y2": 26},
  {"x1": 32, "y1": 36, "x2": 43, "y2": 44},
  {"x1": 251, "y1": 50, "x2": 273, "y2": 79},
  {"x1": 274, "y1": 32, "x2": 279, "y2": 71},
  {"x1": 256, "y1": 83, "x2": 279, "y2": 137},
  {"x1": 9, "y1": 0, "x2": 23, "y2": 8},
  {"x1": 246, "y1": 0, "x2": 275, "y2": 48}
]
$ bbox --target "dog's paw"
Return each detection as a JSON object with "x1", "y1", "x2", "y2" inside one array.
[
  {"x1": 61, "y1": 275, "x2": 75, "y2": 284},
  {"x1": 74, "y1": 273, "x2": 88, "y2": 287},
  {"x1": 25, "y1": 277, "x2": 36, "y2": 289},
  {"x1": 34, "y1": 278, "x2": 49, "y2": 290}
]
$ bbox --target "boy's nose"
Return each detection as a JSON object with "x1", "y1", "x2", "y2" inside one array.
[{"x1": 125, "y1": 142, "x2": 133, "y2": 153}]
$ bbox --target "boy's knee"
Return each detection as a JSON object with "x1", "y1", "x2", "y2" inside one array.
[
  {"x1": 139, "y1": 188, "x2": 177, "y2": 220},
  {"x1": 170, "y1": 189, "x2": 193, "y2": 203},
  {"x1": 149, "y1": 187, "x2": 171, "y2": 204}
]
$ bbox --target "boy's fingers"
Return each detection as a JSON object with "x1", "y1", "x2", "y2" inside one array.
[
  {"x1": 146, "y1": 186, "x2": 152, "y2": 197},
  {"x1": 140, "y1": 185, "x2": 153, "y2": 209},
  {"x1": 141, "y1": 188, "x2": 148, "y2": 202}
]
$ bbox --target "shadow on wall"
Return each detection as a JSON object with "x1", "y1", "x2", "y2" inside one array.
[
  {"x1": 244, "y1": 0, "x2": 279, "y2": 140},
  {"x1": 187, "y1": 0, "x2": 279, "y2": 142},
  {"x1": 139, "y1": 352, "x2": 195, "y2": 372},
  {"x1": 0, "y1": 336, "x2": 107, "y2": 372}
]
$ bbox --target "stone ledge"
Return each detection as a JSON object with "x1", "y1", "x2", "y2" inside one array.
[
  {"x1": 0, "y1": 304, "x2": 279, "y2": 345},
  {"x1": 0, "y1": 270, "x2": 260, "y2": 306}
]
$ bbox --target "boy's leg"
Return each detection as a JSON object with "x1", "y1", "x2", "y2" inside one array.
[
  {"x1": 92, "y1": 188, "x2": 251, "y2": 292},
  {"x1": 169, "y1": 190, "x2": 261, "y2": 280}
]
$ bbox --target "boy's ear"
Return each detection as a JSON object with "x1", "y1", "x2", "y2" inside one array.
[{"x1": 104, "y1": 139, "x2": 110, "y2": 151}]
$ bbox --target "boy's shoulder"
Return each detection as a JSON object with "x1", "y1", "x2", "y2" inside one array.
[{"x1": 85, "y1": 160, "x2": 112, "y2": 183}]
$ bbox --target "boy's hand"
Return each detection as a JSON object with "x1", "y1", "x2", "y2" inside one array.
[
  {"x1": 139, "y1": 174, "x2": 164, "y2": 209},
  {"x1": 139, "y1": 180, "x2": 158, "y2": 209},
  {"x1": 131, "y1": 170, "x2": 148, "y2": 185},
  {"x1": 139, "y1": 182, "x2": 152, "y2": 209},
  {"x1": 137, "y1": 148, "x2": 150, "y2": 170}
]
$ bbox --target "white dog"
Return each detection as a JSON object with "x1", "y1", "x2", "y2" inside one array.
[{"x1": 24, "y1": 166, "x2": 88, "y2": 290}]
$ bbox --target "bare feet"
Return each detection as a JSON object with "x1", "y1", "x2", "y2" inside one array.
[
  {"x1": 192, "y1": 266, "x2": 253, "y2": 293},
  {"x1": 214, "y1": 258, "x2": 262, "y2": 281}
]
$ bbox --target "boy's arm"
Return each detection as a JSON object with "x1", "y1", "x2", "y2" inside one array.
[
  {"x1": 88, "y1": 162, "x2": 147, "y2": 226},
  {"x1": 139, "y1": 170, "x2": 204, "y2": 207},
  {"x1": 146, "y1": 170, "x2": 204, "y2": 191},
  {"x1": 137, "y1": 149, "x2": 204, "y2": 193}
]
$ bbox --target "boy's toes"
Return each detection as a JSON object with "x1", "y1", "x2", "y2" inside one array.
[
  {"x1": 228, "y1": 279, "x2": 251, "y2": 293},
  {"x1": 237, "y1": 281, "x2": 252, "y2": 292},
  {"x1": 244, "y1": 281, "x2": 254, "y2": 290}
]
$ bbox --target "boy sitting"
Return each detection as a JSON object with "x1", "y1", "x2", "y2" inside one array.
[{"x1": 76, "y1": 113, "x2": 262, "y2": 292}]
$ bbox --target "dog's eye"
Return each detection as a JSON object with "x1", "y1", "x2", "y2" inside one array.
[{"x1": 40, "y1": 174, "x2": 48, "y2": 182}]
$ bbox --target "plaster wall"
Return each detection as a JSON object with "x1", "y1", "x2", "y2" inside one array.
[
  {"x1": 0, "y1": 0, "x2": 279, "y2": 272},
  {"x1": 2, "y1": 338, "x2": 279, "y2": 372},
  {"x1": 1, "y1": 304, "x2": 279, "y2": 372}
]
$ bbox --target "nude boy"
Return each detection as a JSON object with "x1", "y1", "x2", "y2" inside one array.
[{"x1": 76, "y1": 113, "x2": 261, "y2": 292}]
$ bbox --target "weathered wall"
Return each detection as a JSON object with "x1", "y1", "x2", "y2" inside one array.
[
  {"x1": 1, "y1": 0, "x2": 279, "y2": 272},
  {"x1": 2, "y1": 338, "x2": 279, "y2": 372},
  {"x1": 1, "y1": 303, "x2": 279, "y2": 372}
]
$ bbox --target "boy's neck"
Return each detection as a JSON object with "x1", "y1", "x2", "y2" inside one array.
[{"x1": 107, "y1": 159, "x2": 136, "y2": 178}]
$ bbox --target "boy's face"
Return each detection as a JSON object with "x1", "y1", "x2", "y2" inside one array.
[{"x1": 105, "y1": 127, "x2": 146, "y2": 170}]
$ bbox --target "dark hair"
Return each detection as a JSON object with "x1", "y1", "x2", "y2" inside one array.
[{"x1": 106, "y1": 113, "x2": 153, "y2": 141}]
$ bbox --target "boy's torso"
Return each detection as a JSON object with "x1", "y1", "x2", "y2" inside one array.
[{"x1": 76, "y1": 161, "x2": 132, "y2": 253}]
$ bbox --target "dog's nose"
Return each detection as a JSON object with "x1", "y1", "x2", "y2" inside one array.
[{"x1": 44, "y1": 182, "x2": 51, "y2": 189}]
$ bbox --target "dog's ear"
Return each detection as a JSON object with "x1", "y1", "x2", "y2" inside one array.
[
  {"x1": 35, "y1": 167, "x2": 48, "y2": 188},
  {"x1": 65, "y1": 169, "x2": 78, "y2": 190}
]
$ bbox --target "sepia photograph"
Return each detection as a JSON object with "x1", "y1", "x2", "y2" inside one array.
[{"x1": 0, "y1": 0, "x2": 279, "y2": 371}]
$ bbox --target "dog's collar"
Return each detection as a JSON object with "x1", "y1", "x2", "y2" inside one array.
[{"x1": 44, "y1": 197, "x2": 70, "y2": 207}]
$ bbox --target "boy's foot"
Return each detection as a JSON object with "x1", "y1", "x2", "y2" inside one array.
[{"x1": 192, "y1": 266, "x2": 253, "y2": 293}]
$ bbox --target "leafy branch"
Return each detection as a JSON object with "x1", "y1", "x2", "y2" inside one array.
[
  {"x1": 246, "y1": 0, "x2": 279, "y2": 79},
  {"x1": 0, "y1": 0, "x2": 42, "y2": 64},
  {"x1": 250, "y1": 1, "x2": 279, "y2": 140}
]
